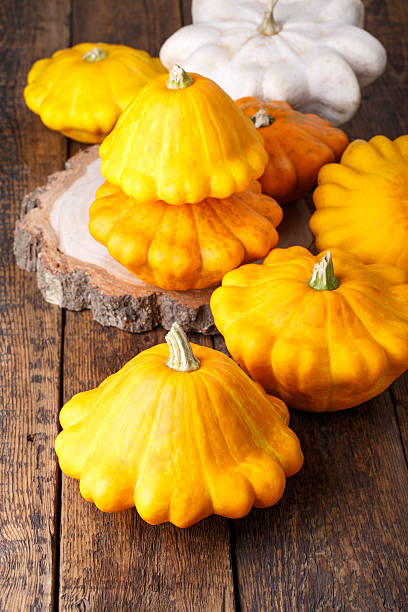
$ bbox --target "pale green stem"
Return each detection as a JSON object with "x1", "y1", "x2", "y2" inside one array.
[
  {"x1": 258, "y1": 0, "x2": 281, "y2": 35},
  {"x1": 166, "y1": 64, "x2": 194, "y2": 90},
  {"x1": 251, "y1": 109, "x2": 275, "y2": 128},
  {"x1": 82, "y1": 47, "x2": 107, "y2": 62},
  {"x1": 166, "y1": 322, "x2": 200, "y2": 372},
  {"x1": 309, "y1": 252, "x2": 340, "y2": 291}
]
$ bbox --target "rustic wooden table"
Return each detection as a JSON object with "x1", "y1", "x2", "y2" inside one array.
[{"x1": 2, "y1": 1, "x2": 408, "y2": 610}]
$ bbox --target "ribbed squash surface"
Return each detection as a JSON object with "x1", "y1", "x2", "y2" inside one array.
[
  {"x1": 24, "y1": 43, "x2": 166, "y2": 143},
  {"x1": 237, "y1": 97, "x2": 349, "y2": 203},
  {"x1": 89, "y1": 181, "x2": 282, "y2": 290},
  {"x1": 311, "y1": 135, "x2": 408, "y2": 270},
  {"x1": 211, "y1": 246, "x2": 408, "y2": 412},
  {"x1": 55, "y1": 340, "x2": 303, "y2": 527},
  {"x1": 99, "y1": 72, "x2": 268, "y2": 204}
]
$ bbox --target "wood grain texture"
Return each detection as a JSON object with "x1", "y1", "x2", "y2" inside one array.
[
  {"x1": 0, "y1": 0, "x2": 69, "y2": 609},
  {"x1": 71, "y1": 0, "x2": 182, "y2": 56},
  {"x1": 345, "y1": 0, "x2": 408, "y2": 139},
  {"x1": 391, "y1": 372, "x2": 408, "y2": 465},
  {"x1": 2, "y1": 1, "x2": 408, "y2": 611},
  {"x1": 233, "y1": 396, "x2": 408, "y2": 611},
  {"x1": 58, "y1": 2, "x2": 235, "y2": 610},
  {"x1": 215, "y1": 337, "x2": 408, "y2": 609},
  {"x1": 180, "y1": 0, "x2": 192, "y2": 26},
  {"x1": 230, "y1": 2, "x2": 408, "y2": 609}
]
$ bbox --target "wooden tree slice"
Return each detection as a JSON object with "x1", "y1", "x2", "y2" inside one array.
[{"x1": 14, "y1": 145, "x2": 315, "y2": 334}]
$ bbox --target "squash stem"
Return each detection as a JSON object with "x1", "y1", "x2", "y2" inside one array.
[
  {"x1": 166, "y1": 64, "x2": 194, "y2": 89},
  {"x1": 82, "y1": 47, "x2": 107, "y2": 62},
  {"x1": 166, "y1": 323, "x2": 200, "y2": 372},
  {"x1": 309, "y1": 252, "x2": 339, "y2": 291},
  {"x1": 258, "y1": 0, "x2": 281, "y2": 36},
  {"x1": 251, "y1": 109, "x2": 274, "y2": 128}
]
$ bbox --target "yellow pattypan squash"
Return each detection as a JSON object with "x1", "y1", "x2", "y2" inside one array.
[
  {"x1": 55, "y1": 323, "x2": 303, "y2": 527},
  {"x1": 88, "y1": 180, "x2": 282, "y2": 290},
  {"x1": 211, "y1": 247, "x2": 408, "y2": 412},
  {"x1": 24, "y1": 43, "x2": 166, "y2": 143},
  {"x1": 99, "y1": 65, "x2": 268, "y2": 205},
  {"x1": 310, "y1": 135, "x2": 408, "y2": 270}
]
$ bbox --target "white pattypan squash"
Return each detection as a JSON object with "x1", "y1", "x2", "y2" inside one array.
[{"x1": 160, "y1": 0, "x2": 386, "y2": 125}]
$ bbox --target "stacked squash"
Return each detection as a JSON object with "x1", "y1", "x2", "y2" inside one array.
[{"x1": 89, "y1": 64, "x2": 284, "y2": 290}]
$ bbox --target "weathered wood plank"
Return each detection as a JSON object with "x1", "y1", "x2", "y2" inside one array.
[
  {"x1": 234, "y1": 396, "x2": 408, "y2": 611},
  {"x1": 232, "y1": 1, "x2": 408, "y2": 609},
  {"x1": 71, "y1": 0, "x2": 182, "y2": 55},
  {"x1": 345, "y1": 0, "x2": 408, "y2": 139},
  {"x1": 0, "y1": 0, "x2": 70, "y2": 609},
  {"x1": 391, "y1": 372, "x2": 408, "y2": 465},
  {"x1": 58, "y1": 2, "x2": 235, "y2": 610},
  {"x1": 180, "y1": 0, "x2": 192, "y2": 26}
]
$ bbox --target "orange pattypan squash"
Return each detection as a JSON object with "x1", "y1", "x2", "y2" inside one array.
[
  {"x1": 211, "y1": 247, "x2": 408, "y2": 412},
  {"x1": 310, "y1": 135, "x2": 408, "y2": 270},
  {"x1": 99, "y1": 65, "x2": 267, "y2": 205},
  {"x1": 55, "y1": 323, "x2": 303, "y2": 527},
  {"x1": 236, "y1": 98, "x2": 349, "y2": 204},
  {"x1": 89, "y1": 180, "x2": 282, "y2": 290},
  {"x1": 24, "y1": 43, "x2": 166, "y2": 143}
]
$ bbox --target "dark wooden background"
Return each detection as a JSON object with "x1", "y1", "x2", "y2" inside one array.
[{"x1": 1, "y1": 0, "x2": 407, "y2": 610}]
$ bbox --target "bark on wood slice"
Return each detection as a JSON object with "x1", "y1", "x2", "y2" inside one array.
[{"x1": 14, "y1": 145, "x2": 315, "y2": 334}]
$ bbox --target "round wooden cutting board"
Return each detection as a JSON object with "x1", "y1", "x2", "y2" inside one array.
[{"x1": 14, "y1": 145, "x2": 315, "y2": 334}]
